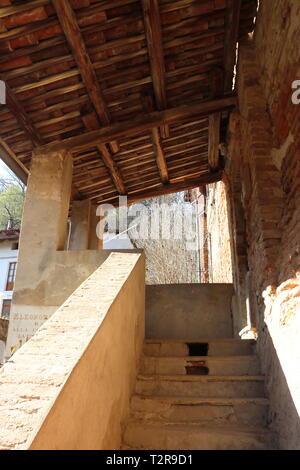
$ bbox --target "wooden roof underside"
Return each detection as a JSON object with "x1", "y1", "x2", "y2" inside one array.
[{"x1": 0, "y1": 0, "x2": 257, "y2": 205}]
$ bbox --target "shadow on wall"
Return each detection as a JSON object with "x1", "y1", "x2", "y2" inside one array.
[
  {"x1": 0, "y1": 340, "x2": 5, "y2": 365},
  {"x1": 262, "y1": 327, "x2": 300, "y2": 450},
  {"x1": 255, "y1": 272, "x2": 300, "y2": 454}
]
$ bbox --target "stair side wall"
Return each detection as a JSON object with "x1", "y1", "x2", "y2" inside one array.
[{"x1": 145, "y1": 284, "x2": 234, "y2": 339}]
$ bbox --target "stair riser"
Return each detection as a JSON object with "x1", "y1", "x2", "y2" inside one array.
[
  {"x1": 131, "y1": 399, "x2": 268, "y2": 427},
  {"x1": 144, "y1": 341, "x2": 256, "y2": 357},
  {"x1": 123, "y1": 424, "x2": 274, "y2": 450},
  {"x1": 141, "y1": 356, "x2": 260, "y2": 376},
  {"x1": 136, "y1": 379, "x2": 265, "y2": 398}
]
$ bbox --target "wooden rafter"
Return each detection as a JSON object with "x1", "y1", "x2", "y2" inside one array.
[
  {"x1": 97, "y1": 144, "x2": 126, "y2": 195},
  {"x1": 145, "y1": 95, "x2": 169, "y2": 184},
  {"x1": 5, "y1": 85, "x2": 44, "y2": 146},
  {"x1": 208, "y1": 113, "x2": 221, "y2": 170},
  {"x1": 223, "y1": 0, "x2": 242, "y2": 91},
  {"x1": 47, "y1": 96, "x2": 236, "y2": 153},
  {"x1": 111, "y1": 172, "x2": 223, "y2": 206},
  {"x1": 52, "y1": 0, "x2": 119, "y2": 154},
  {"x1": 208, "y1": 68, "x2": 223, "y2": 170},
  {"x1": 142, "y1": 0, "x2": 169, "y2": 138},
  {"x1": 0, "y1": 0, "x2": 257, "y2": 205},
  {"x1": 151, "y1": 128, "x2": 169, "y2": 183}
]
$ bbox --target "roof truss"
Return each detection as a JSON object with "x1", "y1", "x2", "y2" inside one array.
[{"x1": 0, "y1": 0, "x2": 257, "y2": 204}]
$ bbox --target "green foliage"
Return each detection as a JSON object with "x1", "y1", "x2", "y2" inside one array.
[{"x1": 0, "y1": 182, "x2": 25, "y2": 230}]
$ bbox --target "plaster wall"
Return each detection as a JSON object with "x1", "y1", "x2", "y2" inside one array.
[
  {"x1": 4, "y1": 145, "x2": 141, "y2": 358},
  {"x1": 145, "y1": 284, "x2": 234, "y2": 339},
  {"x1": 5, "y1": 249, "x2": 141, "y2": 356},
  {"x1": 0, "y1": 252, "x2": 145, "y2": 450}
]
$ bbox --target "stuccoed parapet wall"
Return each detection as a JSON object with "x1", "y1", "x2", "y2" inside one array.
[
  {"x1": 4, "y1": 144, "x2": 141, "y2": 359},
  {"x1": 0, "y1": 252, "x2": 145, "y2": 450},
  {"x1": 5, "y1": 249, "x2": 142, "y2": 358}
]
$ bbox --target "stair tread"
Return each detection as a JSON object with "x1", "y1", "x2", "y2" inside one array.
[
  {"x1": 124, "y1": 339, "x2": 272, "y2": 449},
  {"x1": 126, "y1": 420, "x2": 272, "y2": 436},
  {"x1": 145, "y1": 339, "x2": 255, "y2": 344},
  {"x1": 143, "y1": 355, "x2": 257, "y2": 360},
  {"x1": 137, "y1": 374, "x2": 265, "y2": 382},
  {"x1": 132, "y1": 395, "x2": 269, "y2": 405}
]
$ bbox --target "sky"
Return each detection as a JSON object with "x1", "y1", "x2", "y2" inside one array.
[{"x1": 0, "y1": 158, "x2": 19, "y2": 179}]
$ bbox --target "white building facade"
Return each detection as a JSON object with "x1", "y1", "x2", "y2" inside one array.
[{"x1": 0, "y1": 230, "x2": 19, "y2": 364}]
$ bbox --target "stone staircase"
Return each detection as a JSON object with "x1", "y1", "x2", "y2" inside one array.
[{"x1": 122, "y1": 339, "x2": 276, "y2": 450}]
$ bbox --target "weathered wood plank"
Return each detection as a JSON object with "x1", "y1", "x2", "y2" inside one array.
[
  {"x1": 224, "y1": 0, "x2": 242, "y2": 91},
  {"x1": 5, "y1": 85, "x2": 44, "y2": 146},
  {"x1": 0, "y1": 19, "x2": 57, "y2": 41},
  {"x1": 0, "y1": 36, "x2": 65, "y2": 64},
  {"x1": 46, "y1": 95, "x2": 236, "y2": 152},
  {"x1": 126, "y1": 171, "x2": 223, "y2": 205},
  {"x1": 208, "y1": 68, "x2": 224, "y2": 170},
  {"x1": 142, "y1": 0, "x2": 168, "y2": 138},
  {"x1": 151, "y1": 127, "x2": 169, "y2": 183},
  {"x1": 52, "y1": 0, "x2": 110, "y2": 125},
  {"x1": 0, "y1": 1, "x2": 49, "y2": 18},
  {"x1": 53, "y1": 0, "x2": 120, "y2": 153},
  {"x1": 208, "y1": 112, "x2": 221, "y2": 170},
  {"x1": 97, "y1": 144, "x2": 126, "y2": 195}
]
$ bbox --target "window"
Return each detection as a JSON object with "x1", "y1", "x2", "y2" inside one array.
[
  {"x1": 6, "y1": 262, "x2": 17, "y2": 291},
  {"x1": 1, "y1": 300, "x2": 11, "y2": 320}
]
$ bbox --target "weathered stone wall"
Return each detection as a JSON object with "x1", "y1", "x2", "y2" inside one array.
[
  {"x1": 188, "y1": 184, "x2": 233, "y2": 285},
  {"x1": 186, "y1": 188, "x2": 209, "y2": 283},
  {"x1": 0, "y1": 318, "x2": 8, "y2": 343},
  {"x1": 254, "y1": 0, "x2": 300, "y2": 286},
  {"x1": 131, "y1": 193, "x2": 200, "y2": 284},
  {"x1": 225, "y1": 2, "x2": 300, "y2": 448},
  {"x1": 0, "y1": 252, "x2": 145, "y2": 450},
  {"x1": 252, "y1": 1, "x2": 300, "y2": 449},
  {"x1": 0, "y1": 319, "x2": 8, "y2": 364},
  {"x1": 206, "y1": 181, "x2": 233, "y2": 284}
]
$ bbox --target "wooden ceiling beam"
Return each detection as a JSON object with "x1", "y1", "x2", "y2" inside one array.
[
  {"x1": 52, "y1": 0, "x2": 119, "y2": 153},
  {"x1": 142, "y1": 0, "x2": 169, "y2": 138},
  {"x1": 208, "y1": 112, "x2": 221, "y2": 170},
  {"x1": 5, "y1": 85, "x2": 44, "y2": 146},
  {"x1": 123, "y1": 171, "x2": 222, "y2": 206},
  {"x1": 97, "y1": 144, "x2": 126, "y2": 195},
  {"x1": 47, "y1": 95, "x2": 236, "y2": 153},
  {"x1": 144, "y1": 95, "x2": 169, "y2": 184},
  {"x1": 223, "y1": 0, "x2": 242, "y2": 91},
  {"x1": 151, "y1": 127, "x2": 169, "y2": 183},
  {"x1": 208, "y1": 68, "x2": 224, "y2": 170},
  {"x1": 2, "y1": 88, "x2": 86, "y2": 198}
]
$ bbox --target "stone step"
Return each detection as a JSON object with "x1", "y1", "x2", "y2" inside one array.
[
  {"x1": 136, "y1": 375, "x2": 265, "y2": 398},
  {"x1": 144, "y1": 339, "x2": 256, "y2": 357},
  {"x1": 123, "y1": 421, "x2": 275, "y2": 450},
  {"x1": 130, "y1": 395, "x2": 269, "y2": 427},
  {"x1": 141, "y1": 355, "x2": 260, "y2": 376}
]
